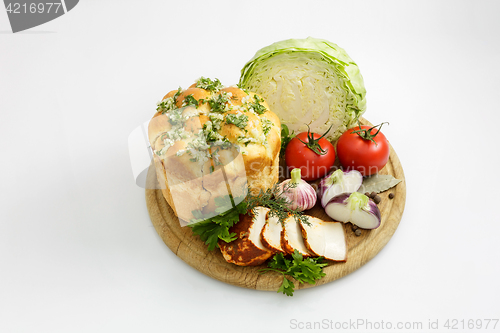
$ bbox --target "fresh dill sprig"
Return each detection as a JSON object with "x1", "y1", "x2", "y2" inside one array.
[{"x1": 246, "y1": 182, "x2": 310, "y2": 226}]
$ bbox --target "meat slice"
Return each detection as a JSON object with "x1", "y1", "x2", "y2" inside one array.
[
  {"x1": 260, "y1": 212, "x2": 285, "y2": 253},
  {"x1": 218, "y1": 206, "x2": 274, "y2": 266},
  {"x1": 281, "y1": 216, "x2": 313, "y2": 257},
  {"x1": 299, "y1": 217, "x2": 347, "y2": 262}
]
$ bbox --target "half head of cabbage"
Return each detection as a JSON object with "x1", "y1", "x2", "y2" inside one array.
[{"x1": 239, "y1": 37, "x2": 366, "y2": 141}]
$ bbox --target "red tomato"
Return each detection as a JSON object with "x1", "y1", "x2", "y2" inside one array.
[
  {"x1": 337, "y1": 125, "x2": 390, "y2": 176},
  {"x1": 285, "y1": 131, "x2": 336, "y2": 181}
]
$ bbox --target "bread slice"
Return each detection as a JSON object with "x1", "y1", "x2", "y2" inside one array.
[
  {"x1": 281, "y1": 216, "x2": 313, "y2": 257},
  {"x1": 299, "y1": 217, "x2": 347, "y2": 262},
  {"x1": 218, "y1": 207, "x2": 274, "y2": 266},
  {"x1": 260, "y1": 212, "x2": 285, "y2": 253}
]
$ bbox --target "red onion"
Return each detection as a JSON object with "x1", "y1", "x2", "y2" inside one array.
[{"x1": 324, "y1": 192, "x2": 381, "y2": 229}]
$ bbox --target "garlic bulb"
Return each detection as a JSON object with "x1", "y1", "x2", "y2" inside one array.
[{"x1": 277, "y1": 168, "x2": 317, "y2": 211}]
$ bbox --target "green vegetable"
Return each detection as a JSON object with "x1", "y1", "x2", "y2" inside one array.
[
  {"x1": 248, "y1": 94, "x2": 267, "y2": 115},
  {"x1": 156, "y1": 97, "x2": 176, "y2": 114},
  {"x1": 261, "y1": 118, "x2": 273, "y2": 136},
  {"x1": 225, "y1": 113, "x2": 248, "y2": 129},
  {"x1": 173, "y1": 87, "x2": 182, "y2": 101},
  {"x1": 167, "y1": 107, "x2": 187, "y2": 125},
  {"x1": 190, "y1": 197, "x2": 247, "y2": 251},
  {"x1": 246, "y1": 183, "x2": 310, "y2": 227},
  {"x1": 207, "y1": 92, "x2": 231, "y2": 113},
  {"x1": 347, "y1": 192, "x2": 369, "y2": 211},
  {"x1": 182, "y1": 94, "x2": 199, "y2": 108},
  {"x1": 280, "y1": 124, "x2": 295, "y2": 157},
  {"x1": 259, "y1": 251, "x2": 327, "y2": 296},
  {"x1": 239, "y1": 37, "x2": 366, "y2": 141},
  {"x1": 195, "y1": 77, "x2": 223, "y2": 92},
  {"x1": 202, "y1": 120, "x2": 224, "y2": 142},
  {"x1": 156, "y1": 87, "x2": 182, "y2": 113}
]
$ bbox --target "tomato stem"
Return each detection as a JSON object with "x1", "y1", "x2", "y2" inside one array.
[
  {"x1": 297, "y1": 124, "x2": 332, "y2": 155},
  {"x1": 350, "y1": 120, "x2": 389, "y2": 145}
]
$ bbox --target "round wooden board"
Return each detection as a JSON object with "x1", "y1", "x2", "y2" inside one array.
[{"x1": 145, "y1": 118, "x2": 406, "y2": 292}]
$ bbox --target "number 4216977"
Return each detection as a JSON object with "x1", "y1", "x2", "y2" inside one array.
[
  {"x1": 444, "y1": 319, "x2": 498, "y2": 330},
  {"x1": 6, "y1": 3, "x2": 62, "y2": 14}
]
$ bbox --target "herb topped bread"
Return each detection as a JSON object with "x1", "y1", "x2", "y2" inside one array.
[{"x1": 148, "y1": 78, "x2": 281, "y2": 224}]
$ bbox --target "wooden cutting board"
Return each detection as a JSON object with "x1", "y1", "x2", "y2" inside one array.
[{"x1": 145, "y1": 118, "x2": 406, "y2": 292}]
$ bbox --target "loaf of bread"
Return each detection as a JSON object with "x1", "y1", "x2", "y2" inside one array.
[{"x1": 148, "y1": 78, "x2": 281, "y2": 224}]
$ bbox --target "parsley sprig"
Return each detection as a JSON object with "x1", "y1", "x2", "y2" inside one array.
[
  {"x1": 156, "y1": 87, "x2": 182, "y2": 114},
  {"x1": 182, "y1": 94, "x2": 199, "y2": 108},
  {"x1": 190, "y1": 197, "x2": 247, "y2": 251},
  {"x1": 225, "y1": 113, "x2": 248, "y2": 129},
  {"x1": 207, "y1": 92, "x2": 231, "y2": 113},
  {"x1": 196, "y1": 77, "x2": 223, "y2": 92},
  {"x1": 259, "y1": 251, "x2": 327, "y2": 296},
  {"x1": 249, "y1": 95, "x2": 267, "y2": 114},
  {"x1": 280, "y1": 124, "x2": 295, "y2": 157}
]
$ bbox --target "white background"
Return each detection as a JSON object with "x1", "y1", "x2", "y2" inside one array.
[{"x1": 1, "y1": 1, "x2": 499, "y2": 332}]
